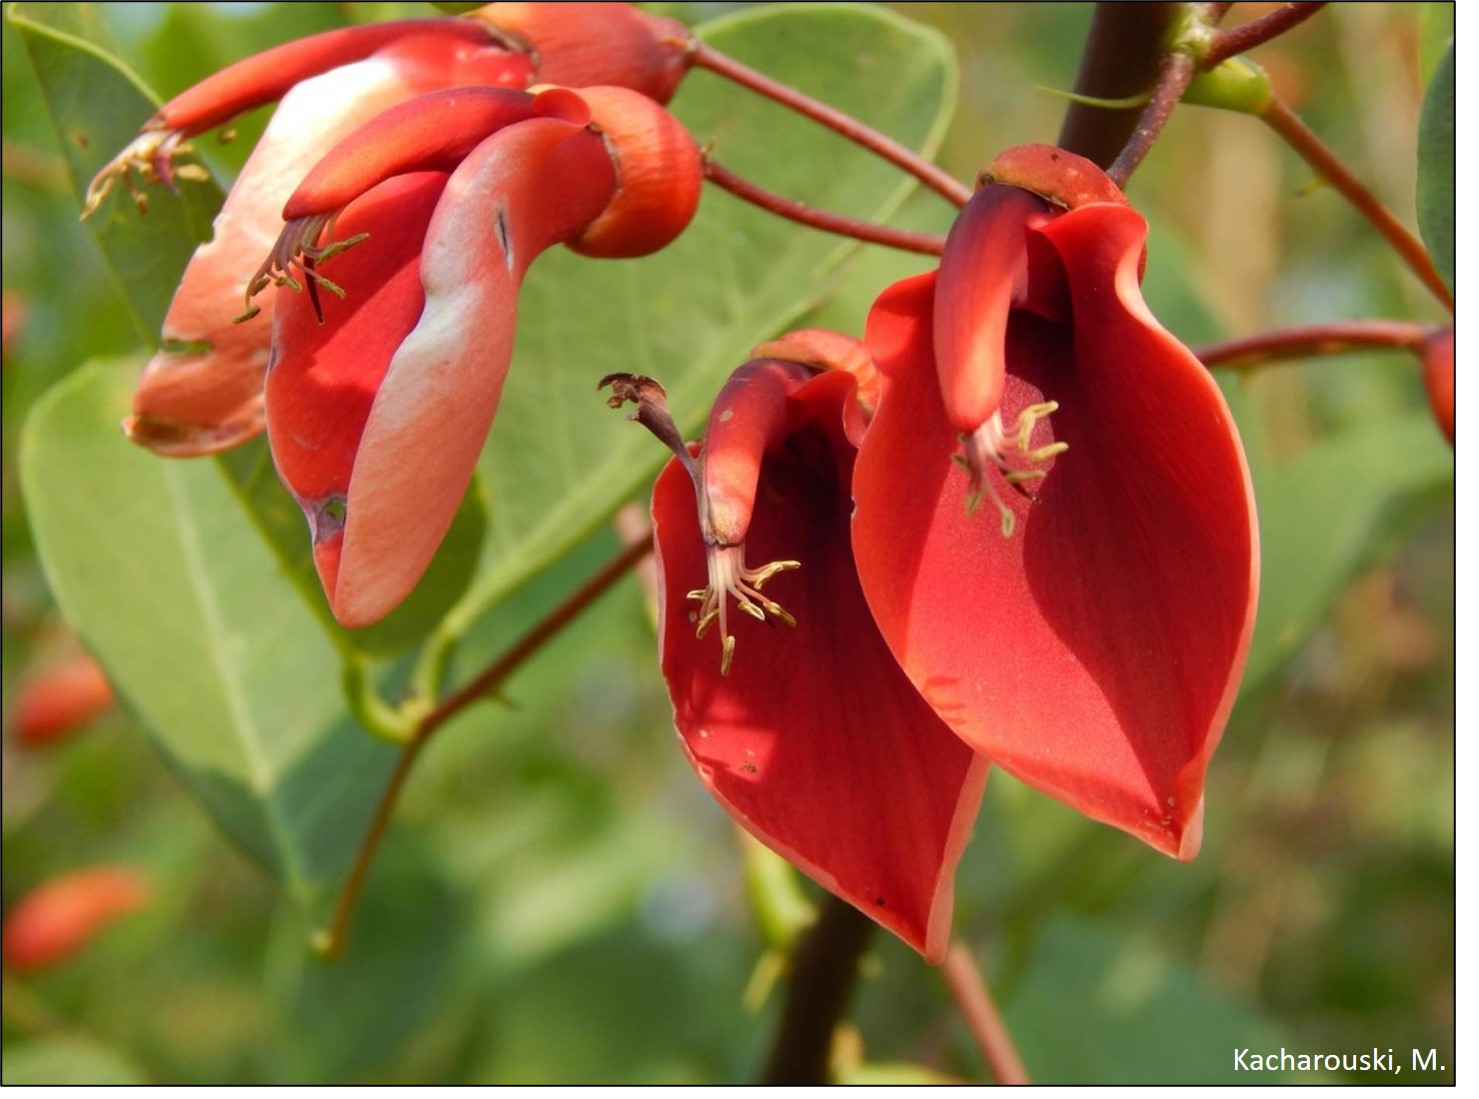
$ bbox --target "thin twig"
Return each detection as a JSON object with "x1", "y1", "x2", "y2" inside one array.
[
  {"x1": 941, "y1": 943, "x2": 1031, "y2": 1085},
  {"x1": 759, "y1": 895, "x2": 876, "y2": 1084},
  {"x1": 1195, "y1": 319, "x2": 1431, "y2": 370},
  {"x1": 1107, "y1": 50, "x2": 1199, "y2": 186},
  {"x1": 315, "y1": 534, "x2": 655, "y2": 960},
  {"x1": 1204, "y1": 2, "x2": 1329, "y2": 67},
  {"x1": 692, "y1": 42, "x2": 971, "y2": 207},
  {"x1": 1259, "y1": 98, "x2": 1453, "y2": 311},
  {"x1": 705, "y1": 159, "x2": 946, "y2": 256}
]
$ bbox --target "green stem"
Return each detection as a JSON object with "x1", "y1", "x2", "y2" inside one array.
[{"x1": 314, "y1": 533, "x2": 655, "y2": 959}]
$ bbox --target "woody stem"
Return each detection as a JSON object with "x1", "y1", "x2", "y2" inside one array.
[
  {"x1": 759, "y1": 895, "x2": 876, "y2": 1084},
  {"x1": 315, "y1": 533, "x2": 655, "y2": 960},
  {"x1": 1257, "y1": 98, "x2": 1454, "y2": 311},
  {"x1": 1195, "y1": 319, "x2": 1432, "y2": 370},
  {"x1": 941, "y1": 943, "x2": 1031, "y2": 1085},
  {"x1": 691, "y1": 42, "x2": 971, "y2": 207},
  {"x1": 705, "y1": 160, "x2": 947, "y2": 256},
  {"x1": 1058, "y1": 2, "x2": 1187, "y2": 169}
]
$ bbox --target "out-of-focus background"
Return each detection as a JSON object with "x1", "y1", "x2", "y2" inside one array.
[{"x1": 1, "y1": 2, "x2": 1453, "y2": 1084}]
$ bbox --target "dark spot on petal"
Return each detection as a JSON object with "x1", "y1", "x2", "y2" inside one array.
[{"x1": 874, "y1": 897, "x2": 885, "y2": 907}]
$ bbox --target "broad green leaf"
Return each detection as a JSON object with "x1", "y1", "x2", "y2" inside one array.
[
  {"x1": 1418, "y1": 6, "x2": 1455, "y2": 84},
  {"x1": 2, "y1": 1037, "x2": 150, "y2": 1085},
  {"x1": 9, "y1": 2, "x2": 222, "y2": 339},
  {"x1": 1244, "y1": 415, "x2": 1452, "y2": 685},
  {"x1": 20, "y1": 363, "x2": 397, "y2": 910},
  {"x1": 1416, "y1": 41, "x2": 1454, "y2": 294},
  {"x1": 1004, "y1": 918, "x2": 1297, "y2": 1083},
  {"x1": 451, "y1": 3, "x2": 957, "y2": 632},
  {"x1": 216, "y1": 443, "x2": 488, "y2": 658}
]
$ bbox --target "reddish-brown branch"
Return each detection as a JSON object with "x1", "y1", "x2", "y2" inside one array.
[
  {"x1": 1260, "y1": 99, "x2": 1454, "y2": 312},
  {"x1": 1204, "y1": 2, "x2": 1329, "y2": 67},
  {"x1": 691, "y1": 42, "x2": 972, "y2": 208},
  {"x1": 1195, "y1": 319, "x2": 1431, "y2": 370},
  {"x1": 704, "y1": 159, "x2": 946, "y2": 257},
  {"x1": 941, "y1": 943, "x2": 1031, "y2": 1086},
  {"x1": 316, "y1": 533, "x2": 655, "y2": 959},
  {"x1": 759, "y1": 895, "x2": 876, "y2": 1084},
  {"x1": 1107, "y1": 50, "x2": 1199, "y2": 186},
  {"x1": 1058, "y1": 2, "x2": 1184, "y2": 170}
]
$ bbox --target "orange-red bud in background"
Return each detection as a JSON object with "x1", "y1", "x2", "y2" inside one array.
[
  {"x1": 9, "y1": 654, "x2": 115, "y2": 747},
  {"x1": 2, "y1": 867, "x2": 151, "y2": 972},
  {"x1": 1422, "y1": 326, "x2": 1454, "y2": 445}
]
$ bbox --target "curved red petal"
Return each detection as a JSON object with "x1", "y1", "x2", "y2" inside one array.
[
  {"x1": 128, "y1": 36, "x2": 530, "y2": 456},
  {"x1": 148, "y1": 19, "x2": 507, "y2": 137},
  {"x1": 933, "y1": 186, "x2": 1052, "y2": 434},
  {"x1": 266, "y1": 171, "x2": 449, "y2": 606},
  {"x1": 855, "y1": 212, "x2": 1258, "y2": 858},
  {"x1": 282, "y1": 88, "x2": 544, "y2": 218},
  {"x1": 655, "y1": 371, "x2": 987, "y2": 961},
  {"x1": 330, "y1": 120, "x2": 616, "y2": 627}
]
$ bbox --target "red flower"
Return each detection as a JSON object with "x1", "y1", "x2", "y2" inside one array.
[
  {"x1": 94, "y1": 4, "x2": 702, "y2": 627},
  {"x1": 92, "y1": 3, "x2": 690, "y2": 457},
  {"x1": 852, "y1": 145, "x2": 1259, "y2": 859},
  {"x1": 640, "y1": 147, "x2": 1257, "y2": 958},
  {"x1": 263, "y1": 84, "x2": 700, "y2": 626},
  {"x1": 642, "y1": 339, "x2": 987, "y2": 963}
]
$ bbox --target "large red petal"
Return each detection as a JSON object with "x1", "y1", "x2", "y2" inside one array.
[
  {"x1": 655, "y1": 371, "x2": 987, "y2": 961},
  {"x1": 855, "y1": 215, "x2": 1257, "y2": 858},
  {"x1": 330, "y1": 119, "x2": 615, "y2": 627}
]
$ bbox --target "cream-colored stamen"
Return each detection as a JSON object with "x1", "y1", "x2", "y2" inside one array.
[
  {"x1": 82, "y1": 130, "x2": 209, "y2": 219},
  {"x1": 687, "y1": 544, "x2": 799, "y2": 675},
  {"x1": 958, "y1": 400, "x2": 1066, "y2": 537},
  {"x1": 238, "y1": 212, "x2": 369, "y2": 320}
]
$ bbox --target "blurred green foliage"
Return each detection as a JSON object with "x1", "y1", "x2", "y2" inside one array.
[{"x1": 2, "y1": 1, "x2": 1453, "y2": 1084}]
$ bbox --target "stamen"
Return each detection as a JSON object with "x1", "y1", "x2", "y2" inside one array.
[
  {"x1": 82, "y1": 130, "x2": 208, "y2": 220},
  {"x1": 957, "y1": 401, "x2": 1066, "y2": 537},
  {"x1": 687, "y1": 544, "x2": 799, "y2": 675},
  {"x1": 239, "y1": 213, "x2": 367, "y2": 322}
]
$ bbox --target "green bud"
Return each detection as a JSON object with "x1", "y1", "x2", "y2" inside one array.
[{"x1": 1183, "y1": 57, "x2": 1275, "y2": 116}]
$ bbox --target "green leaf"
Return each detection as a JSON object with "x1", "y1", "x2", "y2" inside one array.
[
  {"x1": 1244, "y1": 414, "x2": 1452, "y2": 685},
  {"x1": 20, "y1": 362, "x2": 397, "y2": 910},
  {"x1": 2, "y1": 1037, "x2": 150, "y2": 1085},
  {"x1": 1418, "y1": 5, "x2": 1455, "y2": 84},
  {"x1": 215, "y1": 442, "x2": 488, "y2": 659},
  {"x1": 1004, "y1": 917, "x2": 1297, "y2": 1083},
  {"x1": 449, "y1": 3, "x2": 956, "y2": 633},
  {"x1": 9, "y1": 2, "x2": 223, "y2": 340},
  {"x1": 1416, "y1": 41, "x2": 1454, "y2": 295}
]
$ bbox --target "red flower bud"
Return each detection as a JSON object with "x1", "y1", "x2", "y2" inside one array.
[
  {"x1": 10, "y1": 654, "x2": 115, "y2": 748},
  {"x1": 1422, "y1": 326, "x2": 1454, "y2": 444},
  {"x1": 3, "y1": 867, "x2": 150, "y2": 972}
]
